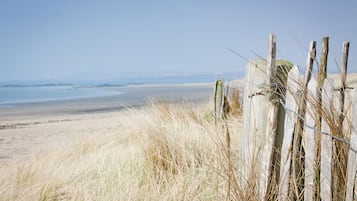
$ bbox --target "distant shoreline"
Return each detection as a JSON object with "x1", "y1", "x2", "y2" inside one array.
[{"x1": 0, "y1": 83, "x2": 214, "y2": 119}]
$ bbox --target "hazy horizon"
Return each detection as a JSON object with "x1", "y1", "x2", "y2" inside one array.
[
  {"x1": 1, "y1": 1, "x2": 356, "y2": 82},
  {"x1": 0, "y1": 70, "x2": 244, "y2": 85}
]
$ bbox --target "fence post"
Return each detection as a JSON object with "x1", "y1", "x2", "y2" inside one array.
[
  {"x1": 318, "y1": 37, "x2": 329, "y2": 91},
  {"x1": 290, "y1": 41, "x2": 316, "y2": 200},
  {"x1": 315, "y1": 36, "x2": 329, "y2": 199},
  {"x1": 214, "y1": 80, "x2": 224, "y2": 124},
  {"x1": 260, "y1": 33, "x2": 278, "y2": 200},
  {"x1": 346, "y1": 89, "x2": 357, "y2": 201},
  {"x1": 278, "y1": 66, "x2": 300, "y2": 200},
  {"x1": 304, "y1": 78, "x2": 318, "y2": 201},
  {"x1": 339, "y1": 42, "x2": 349, "y2": 126},
  {"x1": 320, "y1": 79, "x2": 334, "y2": 201},
  {"x1": 241, "y1": 58, "x2": 270, "y2": 191},
  {"x1": 333, "y1": 41, "x2": 350, "y2": 200}
]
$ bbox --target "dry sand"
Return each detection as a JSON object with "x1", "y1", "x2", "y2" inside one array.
[
  {"x1": 0, "y1": 84, "x2": 213, "y2": 164},
  {"x1": 0, "y1": 111, "x2": 123, "y2": 163}
]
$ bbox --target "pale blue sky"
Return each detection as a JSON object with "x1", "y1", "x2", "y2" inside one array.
[{"x1": 0, "y1": 1, "x2": 356, "y2": 81}]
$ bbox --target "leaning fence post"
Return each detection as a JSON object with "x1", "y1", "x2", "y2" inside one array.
[
  {"x1": 320, "y1": 79, "x2": 334, "y2": 201},
  {"x1": 346, "y1": 89, "x2": 357, "y2": 201},
  {"x1": 278, "y1": 66, "x2": 300, "y2": 200},
  {"x1": 290, "y1": 41, "x2": 316, "y2": 200}
]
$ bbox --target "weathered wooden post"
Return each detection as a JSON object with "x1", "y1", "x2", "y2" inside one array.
[
  {"x1": 345, "y1": 89, "x2": 357, "y2": 201},
  {"x1": 334, "y1": 41, "x2": 350, "y2": 200},
  {"x1": 315, "y1": 36, "x2": 329, "y2": 199},
  {"x1": 241, "y1": 57, "x2": 270, "y2": 191},
  {"x1": 304, "y1": 78, "x2": 318, "y2": 201},
  {"x1": 261, "y1": 33, "x2": 277, "y2": 195},
  {"x1": 320, "y1": 79, "x2": 334, "y2": 201},
  {"x1": 241, "y1": 34, "x2": 293, "y2": 198},
  {"x1": 339, "y1": 42, "x2": 349, "y2": 126},
  {"x1": 318, "y1": 37, "x2": 329, "y2": 89},
  {"x1": 290, "y1": 41, "x2": 316, "y2": 200},
  {"x1": 214, "y1": 80, "x2": 224, "y2": 124},
  {"x1": 260, "y1": 33, "x2": 278, "y2": 200},
  {"x1": 278, "y1": 66, "x2": 300, "y2": 200}
]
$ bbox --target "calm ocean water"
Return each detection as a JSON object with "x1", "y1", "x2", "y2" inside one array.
[
  {"x1": 0, "y1": 72, "x2": 242, "y2": 106},
  {"x1": 0, "y1": 86, "x2": 120, "y2": 106}
]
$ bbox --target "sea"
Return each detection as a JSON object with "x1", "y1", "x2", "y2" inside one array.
[
  {"x1": 0, "y1": 85, "x2": 120, "y2": 106},
  {"x1": 0, "y1": 72, "x2": 242, "y2": 106}
]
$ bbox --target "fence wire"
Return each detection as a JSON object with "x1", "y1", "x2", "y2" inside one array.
[{"x1": 274, "y1": 95, "x2": 357, "y2": 154}]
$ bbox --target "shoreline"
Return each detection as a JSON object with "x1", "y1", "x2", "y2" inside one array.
[
  {"x1": 0, "y1": 83, "x2": 213, "y2": 117},
  {"x1": 0, "y1": 83, "x2": 214, "y2": 163}
]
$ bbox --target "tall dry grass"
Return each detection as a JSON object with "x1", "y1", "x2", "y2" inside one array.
[
  {"x1": 0, "y1": 100, "x2": 246, "y2": 201},
  {"x1": 1, "y1": 79, "x2": 352, "y2": 200},
  {"x1": 0, "y1": 90, "x2": 349, "y2": 200}
]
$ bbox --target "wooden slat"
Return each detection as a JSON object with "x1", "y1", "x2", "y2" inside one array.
[
  {"x1": 278, "y1": 66, "x2": 300, "y2": 200},
  {"x1": 304, "y1": 78, "x2": 317, "y2": 201},
  {"x1": 320, "y1": 79, "x2": 334, "y2": 201},
  {"x1": 346, "y1": 89, "x2": 357, "y2": 201},
  {"x1": 260, "y1": 33, "x2": 277, "y2": 200},
  {"x1": 290, "y1": 41, "x2": 316, "y2": 200}
]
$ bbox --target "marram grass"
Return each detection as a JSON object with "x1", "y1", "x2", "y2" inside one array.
[{"x1": 0, "y1": 101, "x2": 245, "y2": 201}]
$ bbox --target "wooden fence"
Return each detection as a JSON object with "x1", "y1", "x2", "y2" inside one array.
[{"x1": 240, "y1": 34, "x2": 356, "y2": 200}]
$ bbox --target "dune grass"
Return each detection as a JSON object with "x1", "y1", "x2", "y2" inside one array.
[{"x1": 0, "y1": 99, "x2": 245, "y2": 201}]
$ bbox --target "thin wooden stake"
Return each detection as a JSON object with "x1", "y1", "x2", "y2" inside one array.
[
  {"x1": 317, "y1": 37, "x2": 329, "y2": 127},
  {"x1": 334, "y1": 41, "x2": 350, "y2": 200},
  {"x1": 318, "y1": 37, "x2": 329, "y2": 90},
  {"x1": 316, "y1": 36, "x2": 329, "y2": 199},
  {"x1": 260, "y1": 33, "x2": 277, "y2": 200},
  {"x1": 267, "y1": 33, "x2": 277, "y2": 86},
  {"x1": 339, "y1": 41, "x2": 349, "y2": 124}
]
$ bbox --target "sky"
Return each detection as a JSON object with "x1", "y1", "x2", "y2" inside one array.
[{"x1": 0, "y1": 0, "x2": 356, "y2": 81}]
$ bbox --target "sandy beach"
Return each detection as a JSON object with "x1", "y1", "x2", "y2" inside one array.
[{"x1": 0, "y1": 83, "x2": 214, "y2": 163}]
